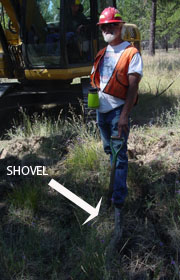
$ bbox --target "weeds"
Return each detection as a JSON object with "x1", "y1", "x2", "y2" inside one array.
[
  {"x1": 8, "y1": 180, "x2": 43, "y2": 213},
  {"x1": 7, "y1": 107, "x2": 68, "y2": 139}
]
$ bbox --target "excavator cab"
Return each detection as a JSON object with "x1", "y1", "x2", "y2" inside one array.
[
  {"x1": 0, "y1": 0, "x2": 112, "y2": 81},
  {"x1": 0, "y1": 0, "x2": 141, "y2": 110},
  {"x1": 22, "y1": 0, "x2": 94, "y2": 68}
]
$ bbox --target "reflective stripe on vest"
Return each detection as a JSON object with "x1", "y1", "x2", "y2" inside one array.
[{"x1": 90, "y1": 45, "x2": 139, "y2": 100}]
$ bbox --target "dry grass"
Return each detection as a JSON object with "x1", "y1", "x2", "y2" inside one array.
[
  {"x1": 140, "y1": 49, "x2": 180, "y2": 96},
  {"x1": 131, "y1": 49, "x2": 180, "y2": 125}
]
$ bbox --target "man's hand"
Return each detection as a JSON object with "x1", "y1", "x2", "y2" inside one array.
[
  {"x1": 118, "y1": 114, "x2": 129, "y2": 137},
  {"x1": 77, "y1": 24, "x2": 84, "y2": 33}
]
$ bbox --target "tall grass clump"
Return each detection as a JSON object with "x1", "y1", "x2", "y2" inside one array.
[
  {"x1": 8, "y1": 180, "x2": 43, "y2": 214},
  {"x1": 159, "y1": 100, "x2": 180, "y2": 129},
  {"x1": 6, "y1": 107, "x2": 72, "y2": 139},
  {"x1": 65, "y1": 137, "x2": 102, "y2": 175}
]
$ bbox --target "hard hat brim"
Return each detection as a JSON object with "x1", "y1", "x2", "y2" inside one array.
[{"x1": 97, "y1": 20, "x2": 125, "y2": 25}]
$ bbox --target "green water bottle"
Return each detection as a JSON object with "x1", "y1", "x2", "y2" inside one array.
[{"x1": 88, "y1": 88, "x2": 99, "y2": 109}]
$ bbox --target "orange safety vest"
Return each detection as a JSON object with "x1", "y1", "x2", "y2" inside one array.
[{"x1": 90, "y1": 45, "x2": 139, "y2": 100}]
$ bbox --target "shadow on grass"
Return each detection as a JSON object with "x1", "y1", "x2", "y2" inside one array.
[
  {"x1": 131, "y1": 91, "x2": 178, "y2": 126},
  {"x1": 118, "y1": 159, "x2": 180, "y2": 279},
  {"x1": 0, "y1": 172, "x2": 109, "y2": 280},
  {"x1": 0, "y1": 195, "x2": 71, "y2": 280},
  {"x1": 0, "y1": 151, "x2": 108, "y2": 280}
]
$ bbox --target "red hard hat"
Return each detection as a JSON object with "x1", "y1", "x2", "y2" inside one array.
[{"x1": 97, "y1": 7, "x2": 125, "y2": 25}]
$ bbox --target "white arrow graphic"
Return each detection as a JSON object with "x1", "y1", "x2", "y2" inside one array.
[{"x1": 48, "y1": 179, "x2": 102, "y2": 225}]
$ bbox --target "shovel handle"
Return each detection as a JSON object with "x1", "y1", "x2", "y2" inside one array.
[
  {"x1": 107, "y1": 137, "x2": 125, "y2": 208},
  {"x1": 110, "y1": 137, "x2": 124, "y2": 158},
  {"x1": 111, "y1": 136, "x2": 123, "y2": 140}
]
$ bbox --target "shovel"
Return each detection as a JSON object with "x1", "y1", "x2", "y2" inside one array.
[{"x1": 107, "y1": 136, "x2": 125, "y2": 208}]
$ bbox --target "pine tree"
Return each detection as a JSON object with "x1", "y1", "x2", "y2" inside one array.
[{"x1": 148, "y1": 0, "x2": 157, "y2": 55}]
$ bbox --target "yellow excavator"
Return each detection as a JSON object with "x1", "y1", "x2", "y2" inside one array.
[{"x1": 0, "y1": 0, "x2": 141, "y2": 111}]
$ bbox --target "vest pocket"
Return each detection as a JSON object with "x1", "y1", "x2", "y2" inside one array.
[{"x1": 116, "y1": 71, "x2": 128, "y2": 88}]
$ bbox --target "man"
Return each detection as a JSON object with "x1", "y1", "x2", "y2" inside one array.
[
  {"x1": 67, "y1": 0, "x2": 90, "y2": 34},
  {"x1": 67, "y1": 0, "x2": 90, "y2": 62},
  {"x1": 47, "y1": 0, "x2": 90, "y2": 57},
  {"x1": 91, "y1": 7, "x2": 143, "y2": 240}
]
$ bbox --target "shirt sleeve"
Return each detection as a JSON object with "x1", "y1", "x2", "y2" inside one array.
[{"x1": 128, "y1": 53, "x2": 143, "y2": 76}]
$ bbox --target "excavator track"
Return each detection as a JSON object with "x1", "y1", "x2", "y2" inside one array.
[
  {"x1": 0, "y1": 79, "x2": 97, "y2": 136},
  {"x1": 0, "y1": 79, "x2": 97, "y2": 121},
  {"x1": 0, "y1": 82, "x2": 83, "y2": 111}
]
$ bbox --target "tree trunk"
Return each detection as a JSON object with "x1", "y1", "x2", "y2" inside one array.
[
  {"x1": 165, "y1": 40, "x2": 168, "y2": 52},
  {"x1": 149, "y1": 0, "x2": 157, "y2": 56}
]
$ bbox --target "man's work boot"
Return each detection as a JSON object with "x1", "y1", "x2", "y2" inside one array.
[
  {"x1": 114, "y1": 207, "x2": 123, "y2": 243},
  {"x1": 105, "y1": 207, "x2": 124, "y2": 269}
]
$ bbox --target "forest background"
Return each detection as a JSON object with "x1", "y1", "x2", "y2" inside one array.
[
  {"x1": 83, "y1": 0, "x2": 180, "y2": 55},
  {"x1": 2, "y1": 0, "x2": 179, "y2": 55}
]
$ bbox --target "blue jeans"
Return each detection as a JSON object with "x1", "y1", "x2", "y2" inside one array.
[{"x1": 97, "y1": 105, "x2": 129, "y2": 206}]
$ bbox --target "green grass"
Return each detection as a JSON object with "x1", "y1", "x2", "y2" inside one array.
[
  {"x1": 1, "y1": 50, "x2": 180, "y2": 279},
  {"x1": 8, "y1": 180, "x2": 44, "y2": 214}
]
